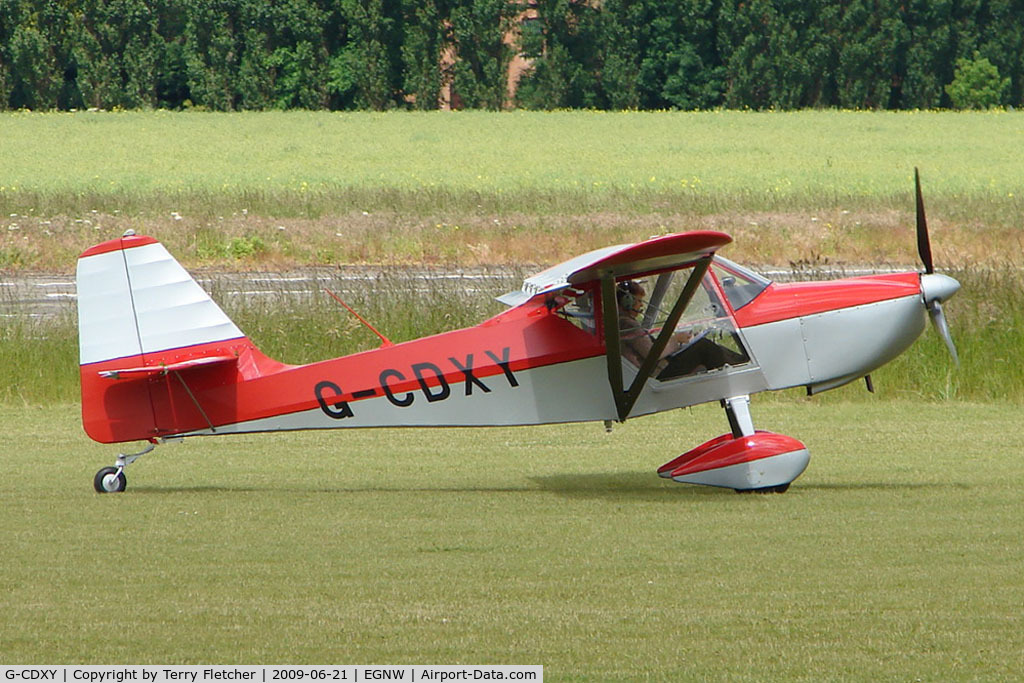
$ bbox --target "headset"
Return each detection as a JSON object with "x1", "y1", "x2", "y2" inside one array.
[{"x1": 617, "y1": 281, "x2": 640, "y2": 310}]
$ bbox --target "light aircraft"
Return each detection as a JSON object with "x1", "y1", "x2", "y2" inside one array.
[{"x1": 82, "y1": 171, "x2": 959, "y2": 494}]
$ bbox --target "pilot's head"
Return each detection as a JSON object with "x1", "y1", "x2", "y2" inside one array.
[{"x1": 617, "y1": 280, "x2": 645, "y2": 315}]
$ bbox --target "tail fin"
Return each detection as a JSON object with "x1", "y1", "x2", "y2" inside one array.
[
  {"x1": 77, "y1": 232, "x2": 245, "y2": 365},
  {"x1": 77, "y1": 233, "x2": 253, "y2": 443}
]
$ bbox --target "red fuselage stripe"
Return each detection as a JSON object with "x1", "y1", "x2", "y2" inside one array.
[{"x1": 733, "y1": 273, "x2": 921, "y2": 327}]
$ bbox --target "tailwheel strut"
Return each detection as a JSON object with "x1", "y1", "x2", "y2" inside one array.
[{"x1": 93, "y1": 440, "x2": 158, "y2": 493}]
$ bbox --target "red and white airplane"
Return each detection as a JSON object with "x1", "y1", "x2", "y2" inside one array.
[{"x1": 81, "y1": 172, "x2": 959, "y2": 494}]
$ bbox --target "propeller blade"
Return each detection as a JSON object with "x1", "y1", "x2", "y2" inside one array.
[
  {"x1": 915, "y1": 167, "x2": 934, "y2": 274},
  {"x1": 915, "y1": 171, "x2": 957, "y2": 367},
  {"x1": 927, "y1": 299, "x2": 959, "y2": 366}
]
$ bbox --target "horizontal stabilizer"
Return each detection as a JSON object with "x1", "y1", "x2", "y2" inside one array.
[{"x1": 98, "y1": 355, "x2": 239, "y2": 380}]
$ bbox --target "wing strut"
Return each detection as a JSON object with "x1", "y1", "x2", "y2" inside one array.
[{"x1": 601, "y1": 256, "x2": 713, "y2": 422}]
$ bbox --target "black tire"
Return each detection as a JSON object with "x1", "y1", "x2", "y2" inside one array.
[
  {"x1": 94, "y1": 466, "x2": 127, "y2": 493},
  {"x1": 735, "y1": 483, "x2": 790, "y2": 494}
]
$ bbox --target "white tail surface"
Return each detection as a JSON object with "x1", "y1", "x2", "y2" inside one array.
[{"x1": 77, "y1": 235, "x2": 244, "y2": 366}]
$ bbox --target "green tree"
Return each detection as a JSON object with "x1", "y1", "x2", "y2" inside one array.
[
  {"x1": 264, "y1": 0, "x2": 331, "y2": 109},
  {"x1": 270, "y1": 39, "x2": 328, "y2": 108},
  {"x1": 518, "y1": 0, "x2": 726, "y2": 111},
  {"x1": 449, "y1": 0, "x2": 520, "y2": 109},
  {"x1": 514, "y1": 0, "x2": 602, "y2": 109},
  {"x1": 0, "y1": 63, "x2": 9, "y2": 110},
  {"x1": 150, "y1": 2, "x2": 189, "y2": 108},
  {"x1": 945, "y1": 53, "x2": 1009, "y2": 108},
  {"x1": 2, "y1": 0, "x2": 63, "y2": 109},
  {"x1": 337, "y1": 0, "x2": 404, "y2": 110},
  {"x1": 633, "y1": 0, "x2": 727, "y2": 110},
  {"x1": 0, "y1": 3, "x2": 11, "y2": 106},
  {"x1": 182, "y1": 0, "x2": 243, "y2": 110},
  {"x1": 898, "y1": 0, "x2": 956, "y2": 108},
  {"x1": 722, "y1": 0, "x2": 839, "y2": 110},
  {"x1": 401, "y1": 0, "x2": 450, "y2": 110},
  {"x1": 970, "y1": 0, "x2": 1024, "y2": 107},
  {"x1": 64, "y1": 0, "x2": 163, "y2": 109},
  {"x1": 595, "y1": 0, "x2": 644, "y2": 109},
  {"x1": 2, "y1": 0, "x2": 1024, "y2": 113},
  {"x1": 834, "y1": 0, "x2": 907, "y2": 109},
  {"x1": 235, "y1": 26, "x2": 275, "y2": 110}
]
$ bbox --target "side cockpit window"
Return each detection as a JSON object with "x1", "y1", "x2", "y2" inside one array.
[
  {"x1": 552, "y1": 288, "x2": 597, "y2": 334},
  {"x1": 616, "y1": 269, "x2": 751, "y2": 381}
]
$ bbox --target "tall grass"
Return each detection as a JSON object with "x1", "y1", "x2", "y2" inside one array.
[
  {"x1": 4, "y1": 110, "x2": 1021, "y2": 402},
  {"x1": 0, "y1": 267, "x2": 522, "y2": 403},
  {"x1": 7, "y1": 183, "x2": 1020, "y2": 227},
  {"x1": 0, "y1": 311, "x2": 79, "y2": 405},
  {"x1": 3, "y1": 110, "x2": 1023, "y2": 272},
  {"x1": 3, "y1": 263, "x2": 1021, "y2": 405},
  {"x1": 208, "y1": 266, "x2": 523, "y2": 364}
]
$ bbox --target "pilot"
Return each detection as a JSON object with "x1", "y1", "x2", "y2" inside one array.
[
  {"x1": 616, "y1": 280, "x2": 746, "y2": 379},
  {"x1": 616, "y1": 280, "x2": 693, "y2": 370}
]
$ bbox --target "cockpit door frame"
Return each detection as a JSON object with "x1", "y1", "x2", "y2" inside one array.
[{"x1": 600, "y1": 255, "x2": 713, "y2": 422}]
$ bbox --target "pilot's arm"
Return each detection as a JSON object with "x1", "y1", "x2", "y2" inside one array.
[{"x1": 620, "y1": 315, "x2": 693, "y2": 361}]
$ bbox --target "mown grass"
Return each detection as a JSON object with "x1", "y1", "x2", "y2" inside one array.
[
  {"x1": 1, "y1": 400, "x2": 1020, "y2": 678},
  {"x1": 2, "y1": 109, "x2": 1021, "y2": 678}
]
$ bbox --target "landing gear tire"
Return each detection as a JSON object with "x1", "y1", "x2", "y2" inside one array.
[
  {"x1": 735, "y1": 483, "x2": 790, "y2": 494},
  {"x1": 94, "y1": 466, "x2": 127, "y2": 493}
]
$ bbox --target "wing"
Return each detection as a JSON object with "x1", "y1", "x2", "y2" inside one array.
[
  {"x1": 498, "y1": 231, "x2": 731, "y2": 306},
  {"x1": 499, "y1": 231, "x2": 733, "y2": 421}
]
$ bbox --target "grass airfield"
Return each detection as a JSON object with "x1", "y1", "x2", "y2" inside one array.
[
  {"x1": 2, "y1": 110, "x2": 1023, "y2": 678},
  {"x1": 2, "y1": 400, "x2": 1021, "y2": 679}
]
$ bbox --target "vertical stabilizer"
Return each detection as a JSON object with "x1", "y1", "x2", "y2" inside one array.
[
  {"x1": 77, "y1": 233, "x2": 249, "y2": 443},
  {"x1": 77, "y1": 233, "x2": 244, "y2": 365}
]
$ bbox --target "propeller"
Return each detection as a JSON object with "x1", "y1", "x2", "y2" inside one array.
[
  {"x1": 914, "y1": 168, "x2": 960, "y2": 365},
  {"x1": 928, "y1": 298, "x2": 959, "y2": 365},
  {"x1": 915, "y1": 168, "x2": 933, "y2": 274}
]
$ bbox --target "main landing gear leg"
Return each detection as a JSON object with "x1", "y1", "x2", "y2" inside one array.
[
  {"x1": 723, "y1": 395, "x2": 755, "y2": 438},
  {"x1": 93, "y1": 440, "x2": 158, "y2": 493},
  {"x1": 722, "y1": 396, "x2": 790, "y2": 493}
]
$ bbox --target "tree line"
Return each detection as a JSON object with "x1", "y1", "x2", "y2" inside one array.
[{"x1": 2, "y1": 0, "x2": 1022, "y2": 112}]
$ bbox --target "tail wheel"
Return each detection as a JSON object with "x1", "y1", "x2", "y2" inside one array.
[{"x1": 94, "y1": 466, "x2": 127, "y2": 493}]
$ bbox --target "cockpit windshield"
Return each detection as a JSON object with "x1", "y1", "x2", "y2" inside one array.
[{"x1": 711, "y1": 256, "x2": 771, "y2": 311}]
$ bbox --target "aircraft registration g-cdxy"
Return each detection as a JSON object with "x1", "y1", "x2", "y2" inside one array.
[{"x1": 81, "y1": 171, "x2": 959, "y2": 494}]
